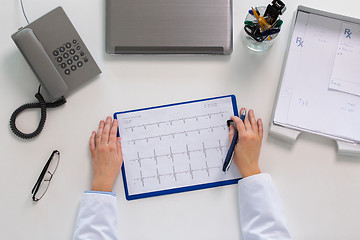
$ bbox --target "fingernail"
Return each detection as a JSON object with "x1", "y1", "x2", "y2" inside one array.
[{"x1": 229, "y1": 124, "x2": 235, "y2": 133}]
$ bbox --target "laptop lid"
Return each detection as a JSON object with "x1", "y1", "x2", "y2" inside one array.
[{"x1": 106, "y1": 0, "x2": 233, "y2": 54}]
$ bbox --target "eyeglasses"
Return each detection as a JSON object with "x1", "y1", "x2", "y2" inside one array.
[{"x1": 31, "y1": 150, "x2": 60, "y2": 201}]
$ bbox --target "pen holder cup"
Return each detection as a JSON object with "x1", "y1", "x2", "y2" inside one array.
[{"x1": 241, "y1": 6, "x2": 281, "y2": 52}]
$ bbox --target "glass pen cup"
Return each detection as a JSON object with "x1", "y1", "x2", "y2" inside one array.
[{"x1": 241, "y1": 6, "x2": 281, "y2": 52}]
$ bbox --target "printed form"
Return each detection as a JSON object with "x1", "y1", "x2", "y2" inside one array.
[
  {"x1": 115, "y1": 97, "x2": 241, "y2": 197},
  {"x1": 330, "y1": 22, "x2": 360, "y2": 97}
]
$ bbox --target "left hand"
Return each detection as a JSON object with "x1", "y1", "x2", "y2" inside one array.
[{"x1": 89, "y1": 116, "x2": 123, "y2": 192}]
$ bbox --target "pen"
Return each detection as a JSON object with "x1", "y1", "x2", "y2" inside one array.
[
  {"x1": 252, "y1": 7, "x2": 271, "y2": 30},
  {"x1": 260, "y1": 28, "x2": 280, "y2": 36},
  {"x1": 273, "y1": 19, "x2": 283, "y2": 28},
  {"x1": 222, "y1": 110, "x2": 246, "y2": 172},
  {"x1": 251, "y1": 7, "x2": 272, "y2": 41},
  {"x1": 244, "y1": 25, "x2": 263, "y2": 42},
  {"x1": 251, "y1": 7, "x2": 265, "y2": 31},
  {"x1": 248, "y1": 9, "x2": 260, "y2": 16},
  {"x1": 244, "y1": 20, "x2": 257, "y2": 27}
]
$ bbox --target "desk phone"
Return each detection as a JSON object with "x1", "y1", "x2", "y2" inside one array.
[
  {"x1": 10, "y1": 7, "x2": 101, "y2": 139},
  {"x1": 12, "y1": 7, "x2": 101, "y2": 102}
]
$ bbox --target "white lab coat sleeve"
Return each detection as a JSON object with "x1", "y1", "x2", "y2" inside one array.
[
  {"x1": 238, "y1": 173, "x2": 292, "y2": 240},
  {"x1": 72, "y1": 191, "x2": 119, "y2": 240}
]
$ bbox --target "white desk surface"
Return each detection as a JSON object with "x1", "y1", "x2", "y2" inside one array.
[{"x1": 1, "y1": 0, "x2": 360, "y2": 239}]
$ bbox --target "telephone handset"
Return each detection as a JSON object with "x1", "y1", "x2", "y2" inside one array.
[
  {"x1": 10, "y1": 7, "x2": 101, "y2": 139},
  {"x1": 13, "y1": 28, "x2": 69, "y2": 101}
]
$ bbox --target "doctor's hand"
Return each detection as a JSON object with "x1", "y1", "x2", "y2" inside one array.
[
  {"x1": 229, "y1": 108, "x2": 263, "y2": 178},
  {"x1": 90, "y1": 116, "x2": 123, "y2": 192}
]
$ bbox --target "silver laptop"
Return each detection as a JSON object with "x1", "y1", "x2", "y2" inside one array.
[{"x1": 106, "y1": 0, "x2": 233, "y2": 54}]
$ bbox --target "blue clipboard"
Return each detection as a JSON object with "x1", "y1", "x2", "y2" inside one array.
[{"x1": 114, "y1": 95, "x2": 239, "y2": 200}]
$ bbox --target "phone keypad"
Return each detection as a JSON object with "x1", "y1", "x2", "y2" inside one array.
[{"x1": 52, "y1": 39, "x2": 89, "y2": 75}]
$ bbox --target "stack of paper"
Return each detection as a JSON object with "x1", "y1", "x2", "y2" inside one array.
[{"x1": 274, "y1": 11, "x2": 360, "y2": 143}]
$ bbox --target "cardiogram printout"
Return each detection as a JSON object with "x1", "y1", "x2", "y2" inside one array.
[
  {"x1": 114, "y1": 95, "x2": 241, "y2": 200},
  {"x1": 274, "y1": 10, "x2": 360, "y2": 143}
]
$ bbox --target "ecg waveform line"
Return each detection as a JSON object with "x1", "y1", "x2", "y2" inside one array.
[
  {"x1": 127, "y1": 125, "x2": 227, "y2": 144},
  {"x1": 128, "y1": 140, "x2": 226, "y2": 167},
  {"x1": 124, "y1": 112, "x2": 226, "y2": 131},
  {"x1": 133, "y1": 161, "x2": 224, "y2": 187}
]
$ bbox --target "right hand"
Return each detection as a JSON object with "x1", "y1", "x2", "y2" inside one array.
[{"x1": 228, "y1": 108, "x2": 263, "y2": 178}]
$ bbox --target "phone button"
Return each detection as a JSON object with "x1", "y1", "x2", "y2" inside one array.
[
  {"x1": 57, "y1": 57, "x2": 63, "y2": 62},
  {"x1": 63, "y1": 53, "x2": 69, "y2": 59},
  {"x1": 66, "y1": 42, "x2": 71, "y2": 48},
  {"x1": 64, "y1": 69, "x2": 71, "y2": 75},
  {"x1": 61, "y1": 63, "x2": 67, "y2": 69},
  {"x1": 71, "y1": 65, "x2": 77, "y2": 71},
  {"x1": 59, "y1": 47, "x2": 65, "y2": 52},
  {"x1": 53, "y1": 50, "x2": 59, "y2": 56},
  {"x1": 73, "y1": 55, "x2": 79, "y2": 61},
  {"x1": 67, "y1": 59, "x2": 73, "y2": 65},
  {"x1": 77, "y1": 61, "x2": 83, "y2": 67}
]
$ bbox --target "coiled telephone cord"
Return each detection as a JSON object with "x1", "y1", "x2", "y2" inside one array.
[{"x1": 9, "y1": 86, "x2": 66, "y2": 139}]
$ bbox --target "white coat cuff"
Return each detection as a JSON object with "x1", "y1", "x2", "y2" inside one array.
[
  {"x1": 237, "y1": 172, "x2": 272, "y2": 187},
  {"x1": 84, "y1": 190, "x2": 116, "y2": 197}
]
